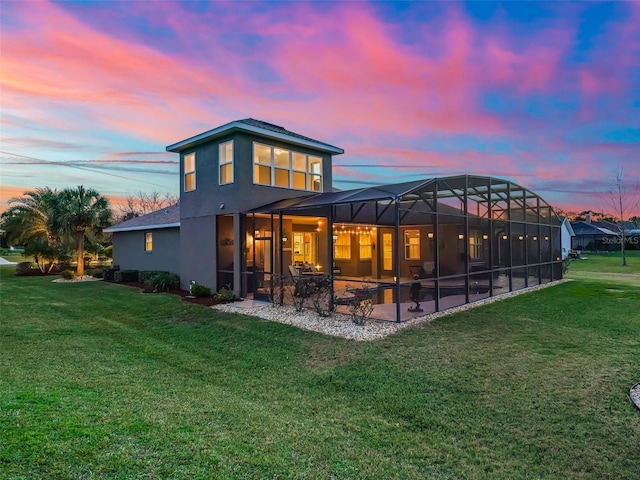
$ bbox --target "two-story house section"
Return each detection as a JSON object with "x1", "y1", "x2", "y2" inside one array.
[
  {"x1": 107, "y1": 118, "x2": 563, "y2": 322},
  {"x1": 164, "y1": 118, "x2": 344, "y2": 294}
]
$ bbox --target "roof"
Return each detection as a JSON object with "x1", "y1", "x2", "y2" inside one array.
[
  {"x1": 104, "y1": 204, "x2": 180, "y2": 233},
  {"x1": 570, "y1": 220, "x2": 620, "y2": 236},
  {"x1": 166, "y1": 118, "x2": 344, "y2": 155},
  {"x1": 560, "y1": 217, "x2": 575, "y2": 236},
  {"x1": 250, "y1": 175, "x2": 558, "y2": 219}
]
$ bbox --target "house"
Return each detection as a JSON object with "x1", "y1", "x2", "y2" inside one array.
[
  {"x1": 106, "y1": 118, "x2": 563, "y2": 322},
  {"x1": 560, "y1": 217, "x2": 575, "y2": 259},
  {"x1": 570, "y1": 217, "x2": 621, "y2": 252}
]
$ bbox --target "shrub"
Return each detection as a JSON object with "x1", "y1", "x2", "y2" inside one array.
[
  {"x1": 351, "y1": 298, "x2": 374, "y2": 326},
  {"x1": 85, "y1": 268, "x2": 103, "y2": 278},
  {"x1": 102, "y1": 267, "x2": 119, "y2": 281},
  {"x1": 114, "y1": 269, "x2": 139, "y2": 283},
  {"x1": 146, "y1": 272, "x2": 180, "y2": 292},
  {"x1": 138, "y1": 270, "x2": 166, "y2": 283},
  {"x1": 15, "y1": 262, "x2": 34, "y2": 276},
  {"x1": 60, "y1": 270, "x2": 76, "y2": 280},
  {"x1": 190, "y1": 283, "x2": 212, "y2": 298},
  {"x1": 213, "y1": 286, "x2": 239, "y2": 303}
]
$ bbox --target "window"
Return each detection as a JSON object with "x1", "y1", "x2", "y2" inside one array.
[
  {"x1": 293, "y1": 232, "x2": 318, "y2": 265},
  {"x1": 145, "y1": 232, "x2": 153, "y2": 252},
  {"x1": 219, "y1": 141, "x2": 233, "y2": 185},
  {"x1": 404, "y1": 230, "x2": 420, "y2": 260},
  {"x1": 359, "y1": 234, "x2": 372, "y2": 260},
  {"x1": 184, "y1": 153, "x2": 195, "y2": 191},
  {"x1": 252, "y1": 143, "x2": 323, "y2": 192},
  {"x1": 334, "y1": 232, "x2": 351, "y2": 260},
  {"x1": 469, "y1": 231, "x2": 485, "y2": 259}
]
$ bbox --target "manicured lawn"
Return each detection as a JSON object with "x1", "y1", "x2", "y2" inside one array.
[
  {"x1": 1, "y1": 267, "x2": 639, "y2": 479},
  {"x1": 566, "y1": 250, "x2": 640, "y2": 285}
]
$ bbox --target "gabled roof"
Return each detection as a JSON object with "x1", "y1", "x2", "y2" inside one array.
[
  {"x1": 166, "y1": 118, "x2": 344, "y2": 155},
  {"x1": 560, "y1": 217, "x2": 575, "y2": 236},
  {"x1": 104, "y1": 204, "x2": 180, "y2": 233}
]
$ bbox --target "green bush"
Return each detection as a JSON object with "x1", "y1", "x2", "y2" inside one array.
[
  {"x1": 60, "y1": 270, "x2": 76, "y2": 280},
  {"x1": 138, "y1": 270, "x2": 166, "y2": 283},
  {"x1": 190, "y1": 283, "x2": 212, "y2": 298},
  {"x1": 145, "y1": 272, "x2": 180, "y2": 292},
  {"x1": 104, "y1": 245, "x2": 113, "y2": 258},
  {"x1": 102, "y1": 267, "x2": 119, "y2": 281},
  {"x1": 15, "y1": 262, "x2": 34, "y2": 276},
  {"x1": 214, "y1": 287, "x2": 239, "y2": 302},
  {"x1": 114, "y1": 269, "x2": 139, "y2": 283},
  {"x1": 86, "y1": 268, "x2": 104, "y2": 278}
]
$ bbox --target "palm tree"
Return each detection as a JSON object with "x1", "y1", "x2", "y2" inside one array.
[
  {"x1": 56, "y1": 186, "x2": 113, "y2": 276},
  {"x1": 3, "y1": 187, "x2": 60, "y2": 248}
]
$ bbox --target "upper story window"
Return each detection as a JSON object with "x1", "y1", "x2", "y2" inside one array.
[
  {"x1": 183, "y1": 153, "x2": 195, "y2": 192},
  {"x1": 219, "y1": 141, "x2": 233, "y2": 185},
  {"x1": 145, "y1": 232, "x2": 153, "y2": 252},
  {"x1": 253, "y1": 142, "x2": 323, "y2": 192}
]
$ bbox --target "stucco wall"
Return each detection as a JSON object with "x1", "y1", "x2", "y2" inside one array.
[
  {"x1": 179, "y1": 215, "x2": 217, "y2": 291},
  {"x1": 112, "y1": 227, "x2": 180, "y2": 274}
]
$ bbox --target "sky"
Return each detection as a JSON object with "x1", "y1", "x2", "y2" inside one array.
[{"x1": 1, "y1": 0, "x2": 639, "y2": 217}]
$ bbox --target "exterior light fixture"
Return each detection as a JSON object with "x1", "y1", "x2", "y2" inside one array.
[
  {"x1": 458, "y1": 234, "x2": 464, "y2": 240},
  {"x1": 519, "y1": 235, "x2": 524, "y2": 240},
  {"x1": 428, "y1": 232, "x2": 434, "y2": 239},
  {"x1": 533, "y1": 236, "x2": 538, "y2": 241},
  {"x1": 219, "y1": 203, "x2": 225, "y2": 209},
  {"x1": 502, "y1": 235, "x2": 508, "y2": 240},
  {"x1": 482, "y1": 234, "x2": 489, "y2": 240},
  {"x1": 544, "y1": 236, "x2": 549, "y2": 241}
]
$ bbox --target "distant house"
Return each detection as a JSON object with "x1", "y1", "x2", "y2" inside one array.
[
  {"x1": 105, "y1": 118, "x2": 563, "y2": 322},
  {"x1": 570, "y1": 217, "x2": 621, "y2": 252},
  {"x1": 560, "y1": 217, "x2": 575, "y2": 259}
]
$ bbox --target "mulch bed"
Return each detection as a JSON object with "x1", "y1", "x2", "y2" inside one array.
[{"x1": 105, "y1": 280, "x2": 225, "y2": 307}]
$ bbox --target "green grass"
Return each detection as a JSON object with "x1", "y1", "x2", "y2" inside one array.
[
  {"x1": 1, "y1": 267, "x2": 639, "y2": 479},
  {"x1": 566, "y1": 250, "x2": 640, "y2": 285}
]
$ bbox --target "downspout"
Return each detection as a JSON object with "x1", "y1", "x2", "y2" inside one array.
[{"x1": 394, "y1": 197, "x2": 401, "y2": 323}]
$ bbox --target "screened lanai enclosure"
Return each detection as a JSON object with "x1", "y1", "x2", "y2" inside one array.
[{"x1": 239, "y1": 175, "x2": 562, "y2": 323}]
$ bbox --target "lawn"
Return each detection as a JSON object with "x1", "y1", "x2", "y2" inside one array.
[
  {"x1": 1, "y1": 267, "x2": 639, "y2": 479},
  {"x1": 566, "y1": 250, "x2": 640, "y2": 285}
]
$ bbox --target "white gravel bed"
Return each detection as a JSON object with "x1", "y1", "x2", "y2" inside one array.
[
  {"x1": 52, "y1": 275, "x2": 103, "y2": 283},
  {"x1": 213, "y1": 279, "x2": 570, "y2": 341}
]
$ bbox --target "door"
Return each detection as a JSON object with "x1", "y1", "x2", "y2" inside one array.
[
  {"x1": 382, "y1": 232, "x2": 393, "y2": 273},
  {"x1": 254, "y1": 230, "x2": 272, "y2": 300}
]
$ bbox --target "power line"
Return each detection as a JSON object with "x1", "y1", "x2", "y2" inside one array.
[{"x1": 0, "y1": 150, "x2": 173, "y2": 189}]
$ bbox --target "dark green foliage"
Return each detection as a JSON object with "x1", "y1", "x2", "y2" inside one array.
[
  {"x1": 138, "y1": 270, "x2": 166, "y2": 283},
  {"x1": 60, "y1": 270, "x2": 76, "y2": 280},
  {"x1": 102, "y1": 267, "x2": 119, "y2": 281},
  {"x1": 14, "y1": 262, "x2": 34, "y2": 276},
  {"x1": 85, "y1": 268, "x2": 103, "y2": 278},
  {"x1": 145, "y1": 272, "x2": 180, "y2": 292},
  {"x1": 114, "y1": 269, "x2": 139, "y2": 283},
  {"x1": 190, "y1": 283, "x2": 212, "y2": 297}
]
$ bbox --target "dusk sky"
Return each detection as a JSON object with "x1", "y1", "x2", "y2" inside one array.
[{"x1": 1, "y1": 0, "x2": 639, "y2": 216}]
